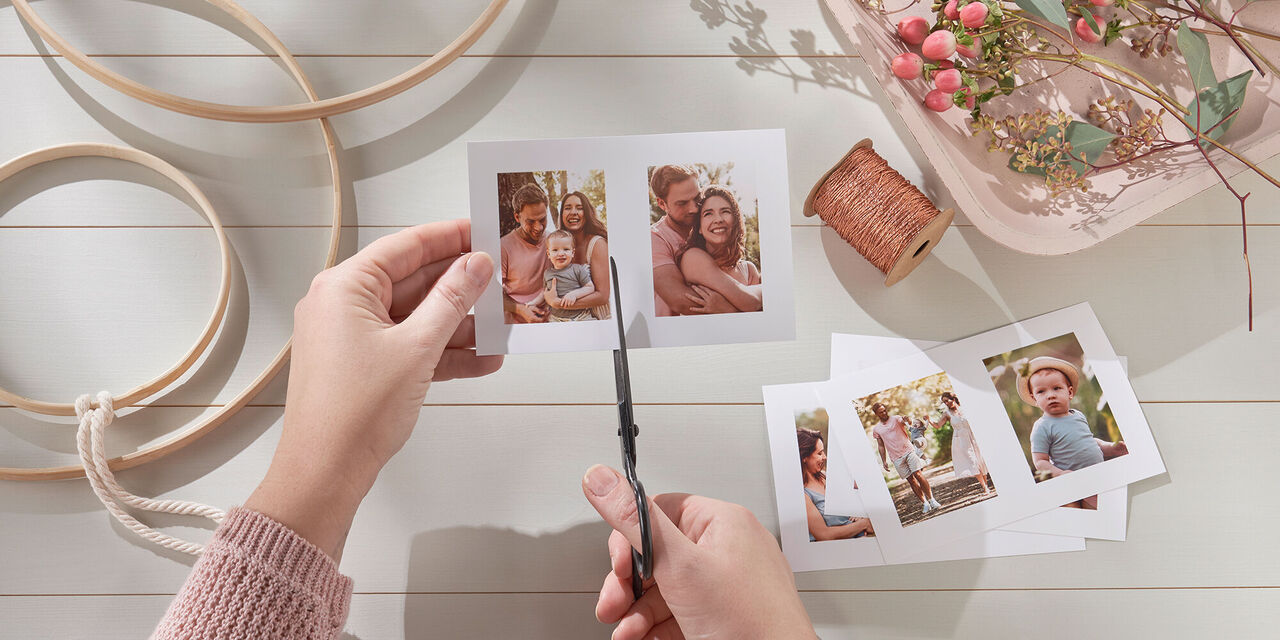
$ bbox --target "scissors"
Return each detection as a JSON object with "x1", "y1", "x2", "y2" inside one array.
[{"x1": 610, "y1": 257, "x2": 653, "y2": 600}]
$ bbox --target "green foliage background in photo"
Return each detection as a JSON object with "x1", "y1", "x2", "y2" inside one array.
[
  {"x1": 981, "y1": 332, "x2": 1121, "y2": 475},
  {"x1": 498, "y1": 169, "x2": 607, "y2": 237},
  {"x1": 853, "y1": 372, "x2": 957, "y2": 483}
]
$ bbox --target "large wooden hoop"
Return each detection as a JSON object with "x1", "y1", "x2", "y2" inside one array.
[
  {"x1": 10, "y1": 0, "x2": 508, "y2": 123},
  {"x1": 0, "y1": 143, "x2": 232, "y2": 417},
  {"x1": 1, "y1": 6, "x2": 345, "y2": 482}
]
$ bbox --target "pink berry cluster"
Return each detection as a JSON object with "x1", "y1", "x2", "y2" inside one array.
[{"x1": 890, "y1": 1, "x2": 993, "y2": 113}]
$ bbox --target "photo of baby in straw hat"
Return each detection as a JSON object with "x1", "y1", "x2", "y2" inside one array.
[{"x1": 983, "y1": 333, "x2": 1128, "y2": 509}]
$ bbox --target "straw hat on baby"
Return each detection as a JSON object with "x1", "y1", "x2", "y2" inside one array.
[{"x1": 1015, "y1": 356, "x2": 1081, "y2": 404}]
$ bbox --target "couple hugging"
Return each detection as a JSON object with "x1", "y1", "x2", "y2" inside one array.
[
  {"x1": 501, "y1": 183, "x2": 611, "y2": 324},
  {"x1": 650, "y1": 164, "x2": 763, "y2": 317}
]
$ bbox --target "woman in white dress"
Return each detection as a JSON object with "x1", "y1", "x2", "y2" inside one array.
[{"x1": 928, "y1": 391, "x2": 992, "y2": 495}]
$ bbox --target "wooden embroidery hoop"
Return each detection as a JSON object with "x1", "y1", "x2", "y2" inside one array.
[
  {"x1": 10, "y1": 0, "x2": 509, "y2": 123},
  {"x1": 0, "y1": 143, "x2": 232, "y2": 418},
  {"x1": 1, "y1": 3, "x2": 346, "y2": 481}
]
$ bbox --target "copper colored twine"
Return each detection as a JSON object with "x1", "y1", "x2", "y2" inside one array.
[{"x1": 812, "y1": 145, "x2": 943, "y2": 275}]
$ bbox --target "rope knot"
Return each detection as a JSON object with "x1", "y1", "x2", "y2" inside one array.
[
  {"x1": 75, "y1": 389, "x2": 223, "y2": 555},
  {"x1": 74, "y1": 394, "x2": 94, "y2": 419}
]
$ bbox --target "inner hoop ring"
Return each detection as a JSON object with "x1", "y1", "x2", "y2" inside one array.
[
  {"x1": 0, "y1": 143, "x2": 232, "y2": 417},
  {"x1": 1, "y1": 1, "x2": 349, "y2": 481},
  {"x1": 10, "y1": 0, "x2": 508, "y2": 123}
]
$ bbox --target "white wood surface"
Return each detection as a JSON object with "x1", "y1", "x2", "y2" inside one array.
[{"x1": 1, "y1": 1, "x2": 1278, "y2": 637}]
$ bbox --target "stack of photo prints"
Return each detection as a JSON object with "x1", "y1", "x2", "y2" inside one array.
[
  {"x1": 765, "y1": 304, "x2": 1167, "y2": 571},
  {"x1": 469, "y1": 129, "x2": 794, "y2": 355}
]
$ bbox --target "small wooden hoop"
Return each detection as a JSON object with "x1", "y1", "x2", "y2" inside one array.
[
  {"x1": 10, "y1": 0, "x2": 509, "y2": 123},
  {"x1": 1, "y1": 6, "x2": 344, "y2": 482},
  {"x1": 0, "y1": 143, "x2": 232, "y2": 417}
]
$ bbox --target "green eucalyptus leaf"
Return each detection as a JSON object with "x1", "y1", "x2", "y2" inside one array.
[
  {"x1": 1013, "y1": 0, "x2": 1070, "y2": 31},
  {"x1": 1008, "y1": 121, "x2": 1115, "y2": 178},
  {"x1": 1080, "y1": 10, "x2": 1102, "y2": 37},
  {"x1": 998, "y1": 73, "x2": 1016, "y2": 95},
  {"x1": 1177, "y1": 23, "x2": 1216, "y2": 92},
  {"x1": 1187, "y1": 70, "x2": 1252, "y2": 147}
]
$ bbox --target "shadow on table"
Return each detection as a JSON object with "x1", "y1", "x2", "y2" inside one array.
[{"x1": 402, "y1": 521, "x2": 612, "y2": 639}]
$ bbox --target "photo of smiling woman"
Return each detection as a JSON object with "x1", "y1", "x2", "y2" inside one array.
[
  {"x1": 794, "y1": 405, "x2": 875, "y2": 542},
  {"x1": 551, "y1": 191, "x2": 610, "y2": 321},
  {"x1": 677, "y1": 185, "x2": 761, "y2": 313},
  {"x1": 497, "y1": 170, "x2": 608, "y2": 325}
]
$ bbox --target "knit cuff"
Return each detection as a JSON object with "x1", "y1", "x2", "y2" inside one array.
[{"x1": 214, "y1": 506, "x2": 355, "y2": 629}]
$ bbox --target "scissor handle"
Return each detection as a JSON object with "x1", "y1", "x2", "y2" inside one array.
[{"x1": 622, "y1": 445, "x2": 653, "y2": 598}]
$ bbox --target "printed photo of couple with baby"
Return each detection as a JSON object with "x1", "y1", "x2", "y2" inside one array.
[
  {"x1": 648, "y1": 163, "x2": 762, "y2": 317},
  {"x1": 856, "y1": 372, "x2": 998, "y2": 527},
  {"x1": 497, "y1": 170, "x2": 611, "y2": 325},
  {"x1": 983, "y1": 332, "x2": 1129, "y2": 510}
]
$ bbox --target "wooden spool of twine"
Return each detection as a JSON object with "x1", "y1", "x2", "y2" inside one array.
[
  {"x1": 803, "y1": 139, "x2": 953, "y2": 286},
  {"x1": 10, "y1": 0, "x2": 508, "y2": 123},
  {"x1": 1, "y1": 2, "x2": 345, "y2": 482}
]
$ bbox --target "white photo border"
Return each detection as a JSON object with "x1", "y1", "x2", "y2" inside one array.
[
  {"x1": 827, "y1": 333, "x2": 1128, "y2": 541},
  {"x1": 765, "y1": 382, "x2": 1084, "y2": 572},
  {"x1": 819, "y1": 303, "x2": 1161, "y2": 562},
  {"x1": 470, "y1": 130, "x2": 795, "y2": 355}
]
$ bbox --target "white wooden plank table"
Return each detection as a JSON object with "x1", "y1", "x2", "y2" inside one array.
[{"x1": 1, "y1": 1, "x2": 1278, "y2": 637}]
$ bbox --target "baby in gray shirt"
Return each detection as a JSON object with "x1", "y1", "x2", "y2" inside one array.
[{"x1": 543, "y1": 230, "x2": 596, "y2": 322}]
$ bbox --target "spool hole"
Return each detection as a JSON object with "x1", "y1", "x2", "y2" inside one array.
[{"x1": 912, "y1": 240, "x2": 930, "y2": 258}]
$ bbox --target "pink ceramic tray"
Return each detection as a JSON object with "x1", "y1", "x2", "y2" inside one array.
[{"x1": 826, "y1": 0, "x2": 1280, "y2": 254}]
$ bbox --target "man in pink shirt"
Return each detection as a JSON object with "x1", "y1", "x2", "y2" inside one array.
[
  {"x1": 501, "y1": 183, "x2": 552, "y2": 323},
  {"x1": 871, "y1": 402, "x2": 941, "y2": 515},
  {"x1": 649, "y1": 164, "x2": 744, "y2": 316}
]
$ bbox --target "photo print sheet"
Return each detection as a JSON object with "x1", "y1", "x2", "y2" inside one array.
[
  {"x1": 817, "y1": 303, "x2": 1164, "y2": 562},
  {"x1": 764, "y1": 381, "x2": 1084, "y2": 573},
  {"x1": 469, "y1": 130, "x2": 795, "y2": 355},
  {"x1": 828, "y1": 334, "x2": 1128, "y2": 541}
]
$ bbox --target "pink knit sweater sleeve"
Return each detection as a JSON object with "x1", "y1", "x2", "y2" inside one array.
[{"x1": 151, "y1": 507, "x2": 354, "y2": 640}]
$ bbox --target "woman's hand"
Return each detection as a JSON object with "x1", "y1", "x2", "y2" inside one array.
[
  {"x1": 683, "y1": 284, "x2": 737, "y2": 315},
  {"x1": 245, "y1": 220, "x2": 503, "y2": 560},
  {"x1": 582, "y1": 465, "x2": 815, "y2": 640}
]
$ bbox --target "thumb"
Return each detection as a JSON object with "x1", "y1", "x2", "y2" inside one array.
[
  {"x1": 582, "y1": 465, "x2": 693, "y2": 577},
  {"x1": 399, "y1": 251, "x2": 492, "y2": 360}
]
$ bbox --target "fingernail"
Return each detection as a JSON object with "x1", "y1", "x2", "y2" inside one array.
[
  {"x1": 585, "y1": 465, "x2": 619, "y2": 497},
  {"x1": 465, "y1": 252, "x2": 492, "y2": 284}
]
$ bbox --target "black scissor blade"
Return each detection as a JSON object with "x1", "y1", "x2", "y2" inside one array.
[{"x1": 610, "y1": 258, "x2": 636, "y2": 443}]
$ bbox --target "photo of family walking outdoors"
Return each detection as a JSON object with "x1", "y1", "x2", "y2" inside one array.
[
  {"x1": 497, "y1": 170, "x2": 610, "y2": 325},
  {"x1": 795, "y1": 403, "x2": 875, "y2": 542},
  {"x1": 983, "y1": 333, "x2": 1128, "y2": 510},
  {"x1": 856, "y1": 373, "x2": 997, "y2": 527},
  {"x1": 649, "y1": 163, "x2": 762, "y2": 317}
]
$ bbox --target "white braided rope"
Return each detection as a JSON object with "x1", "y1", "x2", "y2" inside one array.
[{"x1": 75, "y1": 391, "x2": 225, "y2": 555}]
